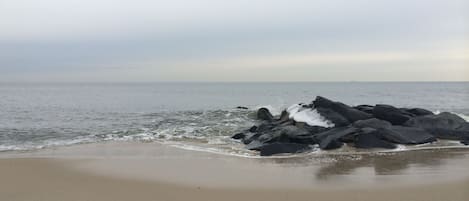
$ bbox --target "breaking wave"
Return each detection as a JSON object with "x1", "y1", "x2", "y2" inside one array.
[{"x1": 1, "y1": 107, "x2": 469, "y2": 157}]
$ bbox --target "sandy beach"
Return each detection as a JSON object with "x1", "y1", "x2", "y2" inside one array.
[{"x1": 1, "y1": 142, "x2": 469, "y2": 201}]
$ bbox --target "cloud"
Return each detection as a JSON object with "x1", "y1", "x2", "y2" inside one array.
[{"x1": 0, "y1": 0, "x2": 467, "y2": 81}]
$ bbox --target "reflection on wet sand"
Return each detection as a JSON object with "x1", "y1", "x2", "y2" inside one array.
[{"x1": 260, "y1": 148, "x2": 469, "y2": 184}]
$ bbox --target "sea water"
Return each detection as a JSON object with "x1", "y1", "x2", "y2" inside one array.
[{"x1": 1, "y1": 82, "x2": 468, "y2": 156}]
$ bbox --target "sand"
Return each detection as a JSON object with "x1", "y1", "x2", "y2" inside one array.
[{"x1": 1, "y1": 142, "x2": 469, "y2": 201}]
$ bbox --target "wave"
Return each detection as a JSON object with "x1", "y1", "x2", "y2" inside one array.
[{"x1": 1, "y1": 108, "x2": 469, "y2": 157}]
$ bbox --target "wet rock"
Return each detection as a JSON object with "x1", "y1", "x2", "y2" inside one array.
[
  {"x1": 258, "y1": 143, "x2": 311, "y2": 156},
  {"x1": 278, "y1": 110, "x2": 290, "y2": 122},
  {"x1": 354, "y1": 105, "x2": 375, "y2": 114},
  {"x1": 315, "y1": 107, "x2": 350, "y2": 127},
  {"x1": 372, "y1": 104, "x2": 413, "y2": 125},
  {"x1": 404, "y1": 112, "x2": 469, "y2": 140},
  {"x1": 377, "y1": 126, "x2": 436, "y2": 145},
  {"x1": 313, "y1": 96, "x2": 372, "y2": 123},
  {"x1": 280, "y1": 125, "x2": 319, "y2": 144},
  {"x1": 232, "y1": 96, "x2": 467, "y2": 155},
  {"x1": 302, "y1": 124, "x2": 329, "y2": 134},
  {"x1": 248, "y1": 126, "x2": 258, "y2": 132},
  {"x1": 402, "y1": 108, "x2": 433, "y2": 116},
  {"x1": 353, "y1": 118, "x2": 392, "y2": 129},
  {"x1": 314, "y1": 126, "x2": 359, "y2": 150},
  {"x1": 257, "y1": 107, "x2": 274, "y2": 121},
  {"x1": 461, "y1": 139, "x2": 469, "y2": 145},
  {"x1": 354, "y1": 131, "x2": 397, "y2": 149},
  {"x1": 231, "y1": 132, "x2": 245, "y2": 140},
  {"x1": 404, "y1": 112, "x2": 467, "y2": 130},
  {"x1": 245, "y1": 140, "x2": 265, "y2": 150},
  {"x1": 256, "y1": 122, "x2": 276, "y2": 133},
  {"x1": 423, "y1": 128, "x2": 469, "y2": 141},
  {"x1": 236, "y1": 106, "x2": 249, "y2": 110},
  {"x1": 241, "y1": 132, "x2": 262, "y2": 144}
]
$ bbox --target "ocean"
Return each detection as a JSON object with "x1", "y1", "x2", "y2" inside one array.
[{"x1": 1, "y1": 82, "x2": 468, "y2": 155}]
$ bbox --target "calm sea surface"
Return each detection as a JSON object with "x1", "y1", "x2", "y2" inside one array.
[{"x1": 1, "y1": 82, "x2": 468, "y2": 154}]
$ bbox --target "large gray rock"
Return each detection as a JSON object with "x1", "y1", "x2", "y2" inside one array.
[
  {"x1": 372, "y1": 104, "x2": 413, "y2": 125},
  {"x1": 313, "y1": 96, "x2": 372, "y2": 123},
  {"x1": 401, "y1": 108, "x2": 433, "y2": 116},
  {"x1": 404, "y1": 112, "x2": 469, "y2": 140},
  {"x1": 353, "y1": 105, "x2": 374, "y2": 114},
  {"x1": 353, "y1": 118, "x2": 392, "y2": 129},
  {"x1": 316, "y1": 107, "x2": 350, "y2": 127},
  {"x1": 377, "y1": 126, "x2": 436, "y2": 145},
  {"x1": 404, "y1": 112, "x2": 467, "y2": 130},
  {"x1": 353, "y1": 130, "x2": 397, "y2": 149},
  {"x1": 314, "y1": 126, "x2": 359, "y2": 150},
  {"x1": 258, "y1": 143, "x2": 311, "y2": 156}
]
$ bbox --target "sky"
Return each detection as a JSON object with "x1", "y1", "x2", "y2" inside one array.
[{"x1": 0, "y1": 0, "x2": 468, "y2": 82}]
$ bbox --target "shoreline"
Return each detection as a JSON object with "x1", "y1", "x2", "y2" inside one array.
[{"x1": 1, "y1": 142, "x2": 469, "y2": 201}]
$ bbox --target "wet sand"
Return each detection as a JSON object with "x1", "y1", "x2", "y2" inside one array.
[{"x1": 1, "y1": 142, "x2": 469, "y2": 201}]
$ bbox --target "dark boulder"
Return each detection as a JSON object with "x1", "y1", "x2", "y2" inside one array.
[
  {"x1": 372, "y1": 104, "x2": 413, "y2": 125},
  {"x1": 278, "y1": 110, "x2": 290, "y2": 122},
  {"x1": 256, "y1": 122, "x2": 276, "y2": 133},
  {"x1": 404, "y1": 112, "x2": 467, "y2": 130},
  {"x1": 377, "y1": 126, "x2": 436, "y2": 145},
  {"x1": 241, "y1": 132, "x2": 262, "y2": 144},
  {"x1": 302, "y1": 124, "x2": 329, "y2": 135},
  {"x1": 423, "y1": 128, "x2": 469, "y2": 141},
  {"x1": 248, "y1": 126, "x2": 258, "y2": 132},
  {"x1": 246, "y1": 125, "x2": 317, "y2": 150},
  {"x1": 313, "y1": 96, "x2": 372, "y2": 123},
  {"x1": 461, "y1": 139, "x2": 469, "y2": 145},
  {"x1": 257, "y1": 108, "x2": 274, "y2": 121},
  {"x1": 258, "y1": 143, "x2": 311, "y2": 156},
  {"x1": 404, "y1": 112, "x2": 469, "y2": 140},
  {"x1": 354, "y1": 105, "x2": 375, "y2": 114},
  {"x1": 281, "y1": 125, "x2": 320, "y2": 144},
  {"x1": 231, "y1": 132, "x2": 245, "y2": 140},
  {"x1": 315, "y1": 107, "x2": 350, "y2": 127},
  {"x1": 314, "y1": 126, "x2": 359, "y2": 150},
  {"x1": 269, "y1": 125, "x2": 316, "y2": 144},
  {"x1": 353, "y1": 118, "x2": 392, "y2": 129},
  {"x1": 402, "y1": 108, "x2": 433, "y2": 116},
  {"x1": 353, "y1": 130, "x2": 397, "y2": 149},
  {"x1": 245, "y1": 139, "x2": 265, "y2": 150}
]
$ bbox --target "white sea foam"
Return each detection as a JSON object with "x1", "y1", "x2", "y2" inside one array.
[
  {"x1": 454, "y1": 113, "x2": 469, "y2": 122},
  {"x1": 286, "y1": 104, "x2": 335, "y2": 127}
]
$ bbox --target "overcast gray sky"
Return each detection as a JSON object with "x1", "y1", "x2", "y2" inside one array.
[{"x1": 1, "y1": 0, "x2": 468, "y2": 82}]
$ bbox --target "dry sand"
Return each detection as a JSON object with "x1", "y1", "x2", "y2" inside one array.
[{"x1": 1, "y1": 142, "x2": 469, "y2": 201}]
